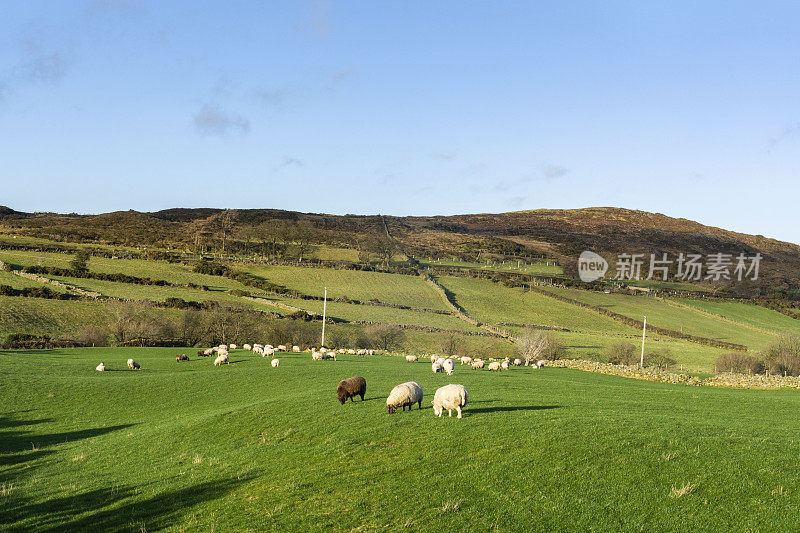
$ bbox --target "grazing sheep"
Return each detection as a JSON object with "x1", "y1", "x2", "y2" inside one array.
[
  {"x1": 271, "y1": 358, "x2": 280, "y2": 367},
  {"x1": 263, "y1": 348, "x2": 274, "y2": 357},
  {"x1": 430, "y1": 355, "x2": 438, "y2": 363},
  {"x1": 339, "y1": 348, "x2": 346, "y2": 354},
  {"x1": 357, "y1": 349, "x2": 367, "y2": 355},
  {"x1": 176, "y1": 353, "x2": 189, "y2": 362},
  {"x1": 127, "y1": 359, "x2": 141, "y2": 370},
  {"x1": 196, "y1": 350, "x2": 208, "y2": 357},
  {"x1": 292, "y1": 345, "x2": 300, "y2": 352},
  {"x1": 219, "y1": 344, "x2": 228, "y2": 352},
  {"x1": 368, "y1": 349, "x2": 375, "y2": 355},
  {"x1": 243, "y1": 344, "x2": 252, "y2": 351},
  {"x1": 277, "y1": 345, "x2": 287, "y2": 351},
  {"x1": 203, "y1": 348, "x2": 214, "y2": 356},
  {"x1": 386, "y1": 382, "x2": 423, "y2": 414},
  {"x1": 265, "y1": 345, "x2": 273, "y2": 350},
  {"x1": 214, "y1": 353, "x2": 229, "y2": 366},
  {"x1": 460, "y1": 356, "x2": 473, "y2": 366},
  {"x1": 501, "y1": 360, "x2": 510, "y2": 370},
  {"x1": 471, "y1": 361, "x2": 485, "y2": 370},
  {"x1": 406, "y1": 355, "x2": 418, "y2": 363},
  {"x1": 536, "y1": 360, "x2": 548, "y2": 368},
  {"x1": 513, "y1": 358, "x2": 523, "y2": 366},
  {"x1": 337, "y1": 376, "x2": 367, "y2": 404},
  {"x1": 95, "y1": 362, "x2": 105, "y2": 372},
  {"x1": 432, "y1": 384, "x2": 469, "y2": 419},
  {"x1": 230, "y1": 344, "x2": 238, "y2": 350},
  {"x1": 432, "y1": 360, "x2": 444, "y2": 373},
  {"x1": 348, "y1": 349, "x2": 356, "y2": 355},
  {"x1": 487, "y1": 361, "x2": 502, "y2": 371},
  {"x1": 253, "y1": 347, "x2": 264, "y2": 355},
  {"x1": 442, "y1": 358, "x2": 455, "y2": 376}
]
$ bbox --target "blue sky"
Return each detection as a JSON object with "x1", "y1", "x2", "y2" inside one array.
[{"x1": 1, "y1": 1, "x2": 798, "y2": 244}]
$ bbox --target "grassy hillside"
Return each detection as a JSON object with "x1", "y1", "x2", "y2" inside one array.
[
  {"x1": 0, "y1": 296, "x2": 112, "y2": 338},
  {"x1": 3, "y1": 348, "x2": 800, "y2": 530},
  {"x1": 540, "y1": 286, "x2": 780, "y2": 350}
]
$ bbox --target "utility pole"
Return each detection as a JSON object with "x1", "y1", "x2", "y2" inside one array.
[
  {"x1": 321, "y1": 287, "x2": 327, "y2": 348},
  {"x1": 640, "y1": 315, "x2": 647, "y2": 368}
]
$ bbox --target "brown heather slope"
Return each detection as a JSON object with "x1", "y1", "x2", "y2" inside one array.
[{"x1": 1, "y1": 206, "x2": 798, "y2": 296}]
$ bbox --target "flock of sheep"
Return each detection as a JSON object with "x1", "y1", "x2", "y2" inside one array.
[{"x1": 93, "y1": 344, "x2": 544, "y2": 420}]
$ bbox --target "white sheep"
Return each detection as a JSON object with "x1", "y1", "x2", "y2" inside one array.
[
  {"x1": 312, "y1": 351, "x2": 323, "y2": 360},
  {"x1": 253, "y1": 347, "x2": 264, "y2": 355},
  {"x1": 487, "y1": 361, "x2": 502, "y2": 371},
  {"x1": 127, "y1": 359, "x2": 141, "y2": 370},
  {"x1": 230, "y1": 344, "x2": 238, "y2": 350},
  {"x1": 536, "y1": 360, "x2": 548, "y2": 368},
  {"x1": 501, "y1": 360, "x2": 510, "y2": 370},
  {"x1": 243, "y1": 344, "x2": 252, "y2": 351},
  {"x1": 218, "y1": 344, "x2": 228, "y2": 352},
  {"x1": 432, "y1": 384, "x2": 469, "y2": 419},
  {"x1": 432, "y1": 360, "x2": 444, "y2": 373},
  {"x1": 277, "y1": 345, "x2": 287, "y2": 351},
  {"x1": 338, "y1": 348, "x2": 346, "y2": 354},
  {"x1": 443, "y1": 358, "x2": 455, "y2": 376},
  {"x1": 348, "y1": 349, "x2": 356, "y2": 355},
  {"x1": 406, "y1": 355, "x2": 418, "y2": 363},
  {"x1": 95, "y1": 362, "x2": 105, "y2": 372},
  {"x1": 263, "y1": 348, "x2": 274, "y2": 357},
  {"x1": 292, "y1": 345, "x2": 300, "y2": 352},
  {"x1": 429, "y1": 354, "x2": 438, "y2": 363},
  {"x1": 386, "y1": 381, "x2": 423, "y2": 414},
  {"x1": 367, "y1": 349, "x2": 375, "y2": 355},
  {"x1": 471, "y1": 360, "x2": 485, "y2": 370},
  {"x1": 214, "y1": 353, "x2": 229, "y2": 366},
  {"x1": 513, "y1": 358, "x2": 523, "y2": 366},
  {"x1": 265, "y1": 345, "x2": 273, "y2": 350},
  {"x1": 203, "y1": 348, "x2": 214, "y2": 356},
  {"x1": 460, "y1": 356, "x2": 473, "y2": 366},
  {"x1": 271, "y1": 358, "x2": 280, "y2": 367},
  {"x1": 357, "y1": 349, "x2": 367, "y2": 355}
]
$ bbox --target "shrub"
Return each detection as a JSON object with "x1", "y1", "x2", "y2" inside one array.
[
  {"x1": 715, "y1": 352, "x2": 764, "y2": 374},
  {"x1": 645, "y1": 348, "x2": 677, "y2": 370},
  {"x1": 762, "y1": 335, "x2": 800, "y2": 376},
  {"x1": 367, "y1": 324, "x2": 406, "y2": 351},
  {"x1": 606, "y1": 342, "x2": 639, "y2": 365},
  {"x1": 76, "y1": 326, "x2": 110, "y2": 347},
  {"x1": 516, "y1": 329, "x2": 564, "y2": 364}
]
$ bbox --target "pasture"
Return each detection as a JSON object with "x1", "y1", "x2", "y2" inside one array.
[{"x1": 3, "y1": 348, "x2": 800, "y2": 530}]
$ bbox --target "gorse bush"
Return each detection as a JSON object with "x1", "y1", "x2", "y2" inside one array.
[{"x1": 762, "y1": 335, "x2": 800, "y2": 376}]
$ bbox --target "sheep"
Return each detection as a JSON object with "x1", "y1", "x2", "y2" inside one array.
[
  {"x1": 320, "y1": 347, "x2": 328, "y2": 353},
  {"x1": 230, "y1": 344, "x2": 238, "y2": 350},
  {"x1": 406, "y1": 355, "x2": 418, "y2": 363},
  {"x1": 368, "y1": 349, "x2": 375, "y2": 355},
  {"x1": 265, "y1": 345, "x2": 273, "y2": 350},
  {"x1": 214, "y1": 353, "x2": 229, "y2": 366},
  {"x1": 277, "y1": 345, "x2": 287, "y2": 351},
  {"x1": 460, "y1": 356, "x2": 473, "y2": 366},
  {"x1": 429, "y1": 355, "x2": 438, "y2": 363},
  {"x1": 95, "y1": 362, "x2": 105, "y2": 372},
  {"x1": 218, "y1": 344, "x2": 228, "y2": 352},
  {"x1": 501, "y1": 360, "x2": 510, "y2": 371},
  {"x1": 196, "y1": 350, "x2": 208, "y2": 357},
  {"x1": 442, "y1": 358, "x2": 455, "y2": 376},
  {"x1": 292, "y1": 345, "x2": 300, "y2": 352},
  {"x1": 271, "y1": 358, "x2": 280, "y2": 367},
  {"x1": 203, "y1": 348, "x2": 214, "y2": 356},
  {"x1": 243, "y1": 344, "x2": 252, "y2": 351},
  {"x1": 127, "y1": 359, "x2": 141, "y2": 370},
  {"x1": 263, "y1": 348, "x2": 274, "y2": 357},
  {"x1": 487, "y1": 361, "x2": 502, "y2": 371},
  {"x1": 432, "y1": 360, "x2": 444, "y2": 373},
  {"x1": 253, "y1": 347, "x2": 264, "y2": 356},
  {"x1": 357, "y1": 349, "x2": 367, "y2": 356},
  {"x1": 176, "y1": 353, "x2": 189, "y2": 362},
  {"x1": 348, "y1": 349, "x2": 356, "y2": 355},
  {"x1": 536, "y1": 360, "x2": 548, "y2": 368},
  {"x1": 513, "y1": 358, "x2": 523, "y2": 366},
  {"x1": 432, "y1": 384, "x2": 469, "y2": 419},
  {"x1": 312, "y1": 351, "x2": 323, "y2": 360},
  {"x1": 471, "y1": 361, "x2": 485, "y2": 370},
  {"x1": 337, "y1": 376, "x2": 367, "y2": 404},
  {"x1": 339, "y1": 348, "x2": 346, "y2": 354},
  {"x1": 386, "y1": 382, "x2": 423, "y2": 414}
]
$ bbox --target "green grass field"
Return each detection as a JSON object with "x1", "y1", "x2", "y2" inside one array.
[
  {"x1": 0, "y1": 296, "x2": 112, "y2": 339},
  {"x1": 673, "y1": 298, "x2": 800, "y2": 336},
  {"x1": 0, "y1": 270, "x2": 66, "y2": 291},
  {"x1": 420, "y1": 258, "x2": 563, "y2": 275},
  {"x1": 3, "y1": 348, "x2": 800, "y2": 530},
  {"x1": 540, "y1": 286, "x2": 780, "y2": 350},
  {"x1": 237, "y1": 264, "x2": 449, "y2": 311}
]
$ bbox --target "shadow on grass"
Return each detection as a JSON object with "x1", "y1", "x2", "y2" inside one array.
[
  {"x1": 1, "y1": 423, "x2": 136, "y2": 453},
  {"x1": 468, "y1": 405, "x2": 562, "y2": 415},
  {"x1": 1, "y1": 477, "x2": 247, "y2": 532}
]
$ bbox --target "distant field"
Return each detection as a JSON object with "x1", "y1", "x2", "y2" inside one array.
[
  {"x1": 3, "y1": 348, "x2": 800, "y2": 530},
  {"x1": 0, "y1": 270, "x2": 66, "y2": 291},
  {"x1": 237, "y1": 264, "x2": 449, "y2": 311},
  {"x1": 437, "y1": 276, "x2": 634, "y2": 335},
  {"x1": 420, "y1": 258, "x2": 563, "y2": 275},
  {"x1": 673, "y1": 299, "x2": 799, "y2": 337},
  {"x1": 0, "y1": 296, "x2": 112, "y2": 339},
  {"x1": 540, "y1": 286, "x2": 778, "y2": 350}
]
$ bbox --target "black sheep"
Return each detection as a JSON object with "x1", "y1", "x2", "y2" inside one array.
[{"x1": 337, "y1": 376, "x2": 367, "y2": 404}]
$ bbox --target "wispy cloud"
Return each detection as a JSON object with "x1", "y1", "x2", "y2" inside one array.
[
  {"x1": 193, "y1": 104, "x2": 250, "y2": 136},
  {"x1": 769, "y1": 122, "x2": 800, "y2": 148},
  {"x1": 273, "y1": 156, "x2": 304, "y2": 172},
  {"x1": 299, "y1": 1, "x2": 333, "y2": 38},
  {"x1": 541, "y1": 164, "x2": 569, "y2": 180}
]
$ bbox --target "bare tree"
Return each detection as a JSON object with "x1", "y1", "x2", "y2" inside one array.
[
  {"x1": 439, "y1": 332, "x2": 458, "y2": 357},
  {"x1": 516, "y1": 329, "x2": 564, "y2": 365},
  {"x1": 367, "y1": 324, "x2": 406, "y2": 351}
]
